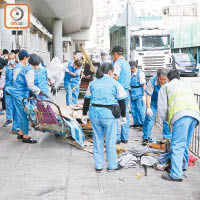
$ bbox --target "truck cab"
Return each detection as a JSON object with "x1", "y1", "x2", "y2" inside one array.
[{"x1": 130, "y1": 28, "x2": 171, "y2": 76}]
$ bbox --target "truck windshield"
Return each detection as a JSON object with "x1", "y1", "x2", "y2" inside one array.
[{"x1": 141, "y1": 35, "x2": 170, "y2": 50}]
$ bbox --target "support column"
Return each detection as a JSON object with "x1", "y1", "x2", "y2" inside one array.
[{"x1": 52, "y1": 19, "x2": 63, "y2": 61}]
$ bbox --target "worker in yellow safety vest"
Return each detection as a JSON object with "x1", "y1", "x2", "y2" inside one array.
[{"x1": 158, "y1": 69, "x2": 200, "y2": 182}]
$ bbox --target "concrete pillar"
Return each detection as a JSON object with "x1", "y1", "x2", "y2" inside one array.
[{"x1": 52, "y1": 19, "x2": 63, "y2": 61}]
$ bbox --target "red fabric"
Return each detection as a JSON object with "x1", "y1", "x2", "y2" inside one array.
[{"x1": 188, "y1": 152, "x2": 198, "y2": 166}]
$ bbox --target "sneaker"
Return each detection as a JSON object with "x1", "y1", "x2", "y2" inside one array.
[
  {"x1": 161, "y1": 173, "x2": 183, "y2": 182},
  {"x1": 130, "y1": 124, "x2": 140, "y2": 128},
  {"x1": 3, "y1": 120, "x2": 12, "y2": 127},
  {"x1": 116, "y1": 140, "x2": 121, "y2": 144},
  {"x1": 11, "y1": 130, "x2": 19, "y2": 135},
  {"x1": 142, "y1": 139, "x2": 149, "y2": 146},
  {"x1": 95, "y1": 168, "x2": 103, "y2": 173},
  {"x1": 107, "y1": 166, "x2": 121, "y2": 172}
]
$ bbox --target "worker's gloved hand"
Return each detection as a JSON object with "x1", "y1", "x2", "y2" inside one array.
[
  {"x1": 142, "y1": 96, "x2": 146, "y2": 105},
  {"x1": 51, "y1": 86, "x2": 56, "y2": 96},
  {"x1": 81, "y1": 115, "x2": 88, "y2": 125},
  {"x1": 121, "y1": 117, "x2": 127, "y2": 124},
  {"x1": 65, "y1": 68, "x2": 70, "y2": 73},
  {"x1": 39, "y1": 91, "x2": 49, "y2": 98},
  {"x1": 147, "y1": 108, "x2": 153, "y2": 117},
  {"x1": 0, "y1": 90, "x2": 3, "y2": 98}
]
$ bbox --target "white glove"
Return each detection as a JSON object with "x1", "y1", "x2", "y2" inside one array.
[
  {"x1": 66, "y1": 68, "x2": 69, "y2": 72},
  {"x1": 81, "y1": 115, "x2": 88, "y2": 125},
  {"x1": 147, "y1": 108, "x2": 153, "y2": 117},
  {"x1": 0, "y1": 90, "x2": 3, "y2": 98},
  {"x1": 121, "y1": 117, "x2": 127, "y2": 124},
  {"x1": 142, "y1": 96, "x2": 146, "y2": 105}
]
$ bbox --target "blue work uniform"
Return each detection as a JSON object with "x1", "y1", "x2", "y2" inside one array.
[
  {"x1": 6, "y1": 65, "x2": 40, "y2": 135},
  {"x1": 85, "y1": 75, "x2": 127, "y2": 170},
  {"x1": 130, "y1": 69, "x2": 146, "y2": 126},
  {"x1": 34, "y1": 66, "x2": 49, "y2": 99},
  {"x1": 4, "y1": 65, "x2": 14, "y2": 121},
  {"x1": 64, "y1": 60, "x2": 82, "y2": 106},
  {"x1": 142, "y1": 75, "x2": 171, "y2": 140},
  {"x1": 113, "y1": 57, "x2": 131, "y2": 142}
]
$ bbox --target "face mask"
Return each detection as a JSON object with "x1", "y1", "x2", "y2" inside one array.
[{"x1": 9, "y1": 60, "x2": 15, "y2": 65}]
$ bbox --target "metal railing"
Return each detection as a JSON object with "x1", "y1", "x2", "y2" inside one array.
[{"x1": 155, "y1": 94, "x2": 200, "y2": 158}]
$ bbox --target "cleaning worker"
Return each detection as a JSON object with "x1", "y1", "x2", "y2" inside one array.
[
  {"x1": 82, "y1": 62, "x2": 127, "y2": 172},
  {"x1": 64, "y1": 59, "x2": 82, "y2": 106},
  {"x1": 11, "y1": 50, "x2": 30, "y2": 134},
  {"x1": 0, "y1": 53, "x2": 16, "y2": 127},
  {"x1": 6, "y1": 54, "x2": 48, "y2": 143},
  {"x1": 158, "y1": 69, "x2": 200, "y2": 182},
  {"x1": 34, "y1": 63, "x2": 49, "y2": 99},
  {"x1": 129, "y1": 60, "x2": 146, "y2": 128},
  {"x1": 142, "y1": 68, "x2": 171, "y2": 145},
  {"x1": 112, "y1": 46, "x2": 131, "y2": 144}
]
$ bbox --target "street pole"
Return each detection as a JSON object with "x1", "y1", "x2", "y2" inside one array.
[{"x1": 126, "y1": 2, "x2": 131, "y2": 61}]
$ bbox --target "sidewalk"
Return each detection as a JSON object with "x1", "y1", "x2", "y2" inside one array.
[{"x1": 0, "y1": 90, "x2": 199, "y2": 200}]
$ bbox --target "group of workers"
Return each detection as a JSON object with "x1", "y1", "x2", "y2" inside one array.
[
  {"x1": 0, "y1": 49, "x2": 49, "y2": 143},
  {"x1": 0, "y1": 45, "x2": 199, "y2": 182},
  {"x1": 82, "y1": 45, "x2": 200, "y2": 182}
]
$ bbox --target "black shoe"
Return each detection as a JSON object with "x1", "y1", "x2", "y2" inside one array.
[
  {"x1": 116, "y1": 140, "x2": 121, "y2": 144},
  {"x1": 183, "y1": 169, "x2": 187, "y2": 171},
  {"x1": 3, "y1": 120, "x2": 12, "y2": 127},
  {"x1": 95, "y1": 168, "x2": 103, "y2": 173},
  {"x1": 121, "y1": 140, "x2": 128, "y2": 144},
  {"x1": 130, "y1": 124, "x2": 140, "y2": 128},
  {"x1": 142, "y1": 139, "x2": 149, "y2": 146},
  {"x1": 17, "y1": 134, "x2": 23, "y2": 139},
  {"x1": 22, "y1": 137, "x2": 37, "y2": 143},
  {"x1": 161, "y1": 173, "x2": 182, "y2": 182}
]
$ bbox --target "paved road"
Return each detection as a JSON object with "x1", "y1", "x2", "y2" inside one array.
[{"x1": 0, "y1": 90, "x2": 199, "y2": 200}]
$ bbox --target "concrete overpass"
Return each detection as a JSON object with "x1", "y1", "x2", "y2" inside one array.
[{"x1": 16, "y1": 0, "x2": 93, "y2": 59}]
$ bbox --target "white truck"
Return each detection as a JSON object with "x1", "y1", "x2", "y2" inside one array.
[
  {"x1": 110, "y1": 26, "x2": 171, "y2": 76},
  {"x1": 130, "y1": 27, "x2": 171, "y2": 75}
]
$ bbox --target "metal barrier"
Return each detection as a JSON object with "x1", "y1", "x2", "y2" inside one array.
[{"x1": 155, "y1": 94, "x2": 200, "y2": 158}]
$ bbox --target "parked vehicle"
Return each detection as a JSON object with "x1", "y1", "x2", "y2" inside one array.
[{"x1": 171, "y1": 53, "x2": 199, "y2": 77}]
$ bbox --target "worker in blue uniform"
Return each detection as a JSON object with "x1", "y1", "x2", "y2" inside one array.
[
  {"x1": 129, "y1": 60, "x2": 146, "y2": 128},
  {"x1": 6, "y1": 54, "x2": 48, "y2": 143},
  {"x1": 34, "y1": 63, "x2": 49, "y2": 99},
  {"x1": 82, "y1": 63, "x2": 127, "y2": 172},
  {"x1": 0, "y1": 53, "x2": 16, "y2": 127},
  {"x1": 64, "y1": 59, "x2": 82, "y2": 106},
  {"x1": 112, "y1": 46, "x2": 131, "y2": 144},
  {"x1": 142, "y1": 68, "x2": 171, "y2": 145}
]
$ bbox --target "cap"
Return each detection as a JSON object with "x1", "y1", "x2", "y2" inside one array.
[
  {"x1": 19, "y1": 50, "x2": 29, "y2": 60},
  {"x1": 129, "y1": 60, "x2": 137, "y2": 68},
  {"x1": 111, "y1": 46, "x2": 124, "y2": 54}
]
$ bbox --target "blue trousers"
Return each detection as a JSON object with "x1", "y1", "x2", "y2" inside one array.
[
  {"x1": 130, "y1": 98, "x2": 146, "y2": 125},
  {"x1": 90, "y1": 118, "x2": 117, "y2": 170},
  {"x1": 142, "y1": 105, "x2": 171, "y2": 140},
  {"x1": 5, "y1": 93, "x2": 13, "y2": 120},
  {"x1": 117, "y1": 94, "x2": 130, "y2": 141},
  {"x1": 64, "y1": 81, "x2": 80, "y2": 106},
  {"x1": 170, "y1": 116, "x2": 197, "y2": 179},
  {"x1": 12, "y1": 96, "x2": 20, "y2": 131},
  {"x1": 12, "y1": 98, "x2": 29, "y2": 135}
]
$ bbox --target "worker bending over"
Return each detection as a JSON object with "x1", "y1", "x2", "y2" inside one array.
[
  {"x1": 142, "y1": 68, "x2": 171, "y2": 145},
  {"x1": 158, "y1": 69, "x2": 200, "y2": 182}
]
